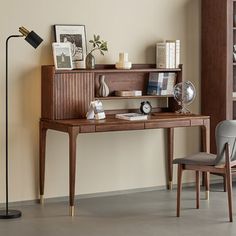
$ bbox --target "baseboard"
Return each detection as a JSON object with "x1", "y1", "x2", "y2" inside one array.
[{"x1": 0, "y1": 178, "x2": 227, "y2": 207}]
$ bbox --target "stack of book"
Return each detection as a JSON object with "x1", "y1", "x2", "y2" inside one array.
[
  {"x1": 156, "y1": 40, "x2": 180, "y2": 69},
  {"x1": 115, "y1": 113, "x2": 148, "y2": 121},
  {"x1": 147, "y1": 72, "x2": 176, "y2": 96}
]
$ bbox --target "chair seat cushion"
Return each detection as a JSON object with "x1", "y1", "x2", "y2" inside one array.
[{"x1": 173, "y1": 152, "x2": 216, "y2": 166}]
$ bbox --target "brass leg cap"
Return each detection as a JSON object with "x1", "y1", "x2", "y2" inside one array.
[
  {"x1": 70, "y1": 206, "x2": 75, "y2": 217},
  {"x1": 40, "y1": 195, "x2": 44, "y2": 204},
  {"x1": 168, "y1": 181, "x2": 173, "y2": 190},
  {"x1": 205, "y1": 191, "x2": 209, "y2": 200}
]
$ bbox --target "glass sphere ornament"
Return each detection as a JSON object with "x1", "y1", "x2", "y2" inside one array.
[{"x1": 173, "y1": 81, "x2": 196, "y2": 114}]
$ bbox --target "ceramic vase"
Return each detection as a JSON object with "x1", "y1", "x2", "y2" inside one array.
[
  {"x1": 98, "y1": 75, "x2": 109, "y2": 97},
  {"x1": 86, "y1": 53, "x2": 95, "y2": 69}
]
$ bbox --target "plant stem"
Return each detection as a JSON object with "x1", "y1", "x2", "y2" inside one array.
[{"x1": 89, "y1": 47, "x2": 99, "y2": 54}]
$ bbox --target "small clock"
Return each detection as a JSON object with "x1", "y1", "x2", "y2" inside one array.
[{"x1": 140, "y1": 101, "x2": 152, "y2": 115}]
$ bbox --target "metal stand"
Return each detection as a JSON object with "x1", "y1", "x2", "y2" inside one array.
[
  {"x1": 175, "y1": 102, "x2": 191, "y2": 114},
  {"x1": 0, "y1": 210, "x2": 21, "y2": 219}
]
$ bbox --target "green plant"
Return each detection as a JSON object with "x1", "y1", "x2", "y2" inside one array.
[{"x1": 88, "y1": 34, "x2": 108, "y2": 55}]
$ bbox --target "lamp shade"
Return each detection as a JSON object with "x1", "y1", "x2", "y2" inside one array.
[
  {"x1": 19, "y1": 26, "x2": 43, "y2": 49},
  {"x1": 25, "y1": 31, "x2": 43, "y2": 48}
]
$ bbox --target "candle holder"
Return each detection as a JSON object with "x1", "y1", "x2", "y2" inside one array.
[{"x1": 115, "y1": 52, "x2": 132, "y2": 69}]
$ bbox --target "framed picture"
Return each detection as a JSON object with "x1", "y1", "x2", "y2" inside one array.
[
  {"x1": 52, "y1": 42, "x2": 73, "y2": 70},
  {"x1": 54, "y1": 24, "x2": 87, "y2": 69}
]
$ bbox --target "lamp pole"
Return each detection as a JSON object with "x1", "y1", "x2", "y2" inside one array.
[{"x1": 0, "y1": 35, "x2": 24, "y2": 219}]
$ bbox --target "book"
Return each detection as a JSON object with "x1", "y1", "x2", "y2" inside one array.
[
  {"x1": 147, "y1": 72, "x2": 176, "y2": 95},
  {"x1": 160, "y1": 73, "x2": 176, "y2": 95},
  {"x1": 147, "y1": 73, "x2": 162, "y2": 95},
  {"x1": 156, "y1": 40, "x2": 180, "y2": 69},
  {"x1": 156, "y1": 42, "x2": 168, "y2": 68},
  {"x1": 166, "y1": 40, "x2": 176, "y2": 68},
  {"x1": 115, "y1": 113, "x2": 148, "y2": 121},
  {"x1": 175, "y1": 40, "x2": 180, "y2": 68},
  {"x1": 161, "y1": 75, "x2": 168, "y2": 95},
  {"x1": 115, "y1": 90, "x2": 142, "y2": 97}
]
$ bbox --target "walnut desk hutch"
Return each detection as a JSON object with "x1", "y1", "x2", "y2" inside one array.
[{"x1": 39, "y1": 64, "x2": 210, "y2": 216}]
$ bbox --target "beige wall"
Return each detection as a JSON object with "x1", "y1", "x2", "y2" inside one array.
[{"x1": 0, "y1": 0, "x2": 201, "y2": 202}]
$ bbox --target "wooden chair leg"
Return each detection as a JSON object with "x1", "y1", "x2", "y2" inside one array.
[
  {"x1": 196, "y1": 171, "x2": 200, "y2": 209},
  {"x1": 225, "y1": 143, "x2": 233, "y2": 222},
  {"x1": 226, "y1": 169, "x2": 233, "y2": 222},
  {"x1": 177, "y1": 164, "x2": 183, "y2": 217},
  {"x1": 223, "y1": 176, "x2": 227, "y2": 192}
]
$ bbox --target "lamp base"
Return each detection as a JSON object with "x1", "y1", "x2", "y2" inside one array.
[{"x1": 0, "y1": 209, "x2": 22, "y2": 219}]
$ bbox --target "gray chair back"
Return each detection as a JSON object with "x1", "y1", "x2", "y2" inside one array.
[{"x1": 214, "y1": 120, "x2": 236, "y2": 165}]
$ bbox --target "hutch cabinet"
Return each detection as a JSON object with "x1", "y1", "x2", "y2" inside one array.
[{"x1": 41, "y1": 64, "x2": 182, "y2": 120}]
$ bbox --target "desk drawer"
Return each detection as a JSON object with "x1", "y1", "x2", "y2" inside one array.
[
  {"x1": 190, "y1": 119, "x2": 204, "y2": 126},
  {"x1": 96, "y1": 123, "x2": 144, "y2": 132},
  {"x1": 80, "y1": 125, "x2": 96, "y2": 133},
  {"x1": 145, "y1": 120, "x2": 190, "y2": 129}
]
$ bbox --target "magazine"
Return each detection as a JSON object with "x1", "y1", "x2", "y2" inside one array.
[
  {"x1": 115, "y1": 113, "x2": 148, "y2": 121},
  {"x1": 52, "y1": 42, "x2": 73, "y2": 70}
]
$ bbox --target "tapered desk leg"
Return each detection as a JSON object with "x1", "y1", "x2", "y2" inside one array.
[
  {"x1": 39, "y1": 122, "x2": 47, "y2": 204},
  {"x1": 68, "y1": 127, "x2": 79, "y2": 216},
  {"x1": 167, "y1": 128, "x2": 174, "y2": 190},
  {"x1": 202, "y1": 119, "x2": 210, "y2": 153},
  {"x1": 201, "y1": 119, "x2": 210, "y2": 200}
]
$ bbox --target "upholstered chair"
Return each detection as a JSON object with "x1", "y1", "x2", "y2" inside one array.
[{"x1": 173, "y1": 120, "x2": 236, "y2": 222}]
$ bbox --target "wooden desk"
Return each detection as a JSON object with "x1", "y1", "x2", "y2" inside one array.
[{"x1": 39, "y1": 113, "x2": 210, "y2": 216}]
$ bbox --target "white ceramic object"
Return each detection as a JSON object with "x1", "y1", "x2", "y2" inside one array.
[
  {"x1": 115, "y1": 52, "x2": 132, "y2": 69},
  {"x1": 98, "y1": 75, "x2": 109, "y2": 97},
  {"x1": 115, "y1": 61, "x2": 132, "y2": 69}
]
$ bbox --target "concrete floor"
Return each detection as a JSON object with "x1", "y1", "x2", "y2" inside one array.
[{"x1": 0, "y1": 184, "x2": 236, "y2": 236}]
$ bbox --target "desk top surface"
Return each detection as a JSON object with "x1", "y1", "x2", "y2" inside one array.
[{"x1": 41, "y1": 113, "x2": 209, "y2": 127}]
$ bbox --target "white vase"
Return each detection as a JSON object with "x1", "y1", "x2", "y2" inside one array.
[{"x1": 98, "y1": 75, "x2": 109, "y2": 97}]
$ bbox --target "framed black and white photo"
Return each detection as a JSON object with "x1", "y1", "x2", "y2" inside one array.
[
  {"x1": 54, "y1": 24, "x2": 87, "y2": 69},
  {"x1": 52, "y1": 42, "x2": 73, "y2": 70}
]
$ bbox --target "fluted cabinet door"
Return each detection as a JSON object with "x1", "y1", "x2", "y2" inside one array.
[
  {"x1": 54, "y1": 72, "x2": 94, "y2": 119},
  {"x1": 41, "y1": 66, "x2": 94, "y2": 119}
]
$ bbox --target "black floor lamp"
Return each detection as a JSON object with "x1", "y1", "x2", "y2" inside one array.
[{"x1": 0, "y1": 26, "x2": 43, "y2": 219}]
